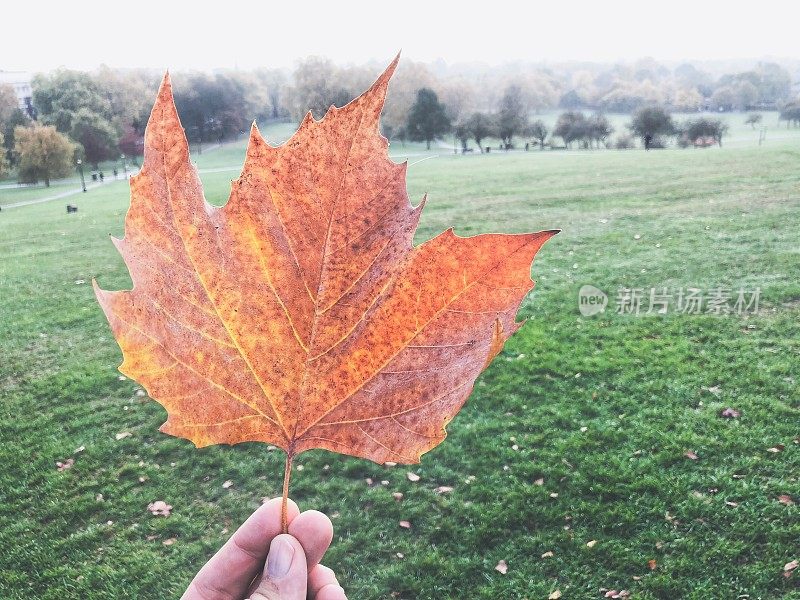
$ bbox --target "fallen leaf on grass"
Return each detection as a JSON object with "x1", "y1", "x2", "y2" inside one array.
[
  {"x1": 406, "y1": 472, "x2": 421, "y2": 482},
  {"x1": 392, "y1": 492, "x2": 404, "y2": 501},
  {"x1": 495, "y1": 560, "x2": 508, "y2": 574},
  {"x1": 56, "y1": 458, "x2": 74, "y2": 472},
  {"x1": 115, "y1": 432, "x2": 132, "y2": 441},
  {"x1": 777, "y1": 494, "x2": 794, "y2": 506},
  {"x1": 162, "y1": 538, "x2": 176, "y2": 546},
  {"x1": 648, "y1": 559, "x2": 657, "y2": 570},
  {"x1": 549, "y1": 590, "x2": 562, "y2": 599},
  {"x1": 684, "y1": 451, "x2": 699, "y2": 460},
  {"x1": 586, "y1": 540, "x2": 598, "y2": 548},
  {"x1": 147, "y1": 500, "x2": 172, "y2": 516},
  {"x1": 767, "y1": 444, "x2": 785, "y2": 453},
  {"x1": 435, "y1": 486, "x2": 454, "y2": 494},
  {"x1": 534, "y1": 478, "x2": 544, "y2": 486},
  {"x1": 719, "y1": 408, "x2": 740, "y2": 418},
  {"x1": 222, "y1": 480, "x2": 233, "y2": 489},
  {"x1": 541, "y1": 551, "x2": 554, "y2": 558},
  {"x1": 398, "y1": 520, "x2": 411, "y2": 529},
  {"x1": 784, "y1": 559, "x2": 798, "y2": 574}
]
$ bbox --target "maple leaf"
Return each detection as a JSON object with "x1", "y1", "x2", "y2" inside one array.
[{"x1": 94, "y1": 56, "x2": 557, "y2": 530}]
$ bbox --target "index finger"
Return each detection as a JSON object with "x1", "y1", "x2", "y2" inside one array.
[{"x1": 182, "y1": 497, "x2": 300, "y2": 600}]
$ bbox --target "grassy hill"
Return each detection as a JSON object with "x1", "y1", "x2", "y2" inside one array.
[{"x1": 0, "y1": 123, "x2": 798, "y2": 599}]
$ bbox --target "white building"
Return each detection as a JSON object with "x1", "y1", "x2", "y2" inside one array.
[{"x1": 0, "y1": 71, "x2": 34, "y2": 116}]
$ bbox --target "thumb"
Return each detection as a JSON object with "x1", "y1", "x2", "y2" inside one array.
[{"x1": 248, "y1": 534, "x2": 307, "y2": 600}]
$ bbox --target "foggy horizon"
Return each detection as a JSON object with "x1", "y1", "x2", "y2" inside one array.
[{"x1": 2, "y1": 0, "x2": 799, "y2": 73}]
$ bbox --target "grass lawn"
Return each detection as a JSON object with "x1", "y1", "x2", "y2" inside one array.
[{"x1": 0, "y1": 126, "x2": 798, "y2": 599}]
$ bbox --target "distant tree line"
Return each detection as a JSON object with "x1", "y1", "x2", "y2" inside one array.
[{"x1": 0, "y1": 56, "x2": 798, "y2": 183}]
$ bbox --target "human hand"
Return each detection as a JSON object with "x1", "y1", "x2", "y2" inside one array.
[{"x1": 182, "y1": 497, "x2": 346, "y2": 600}]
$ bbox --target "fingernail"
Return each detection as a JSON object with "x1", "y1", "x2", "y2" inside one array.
[{"x1": 267, "y1": 536, "x2": 294, "y2": 578}]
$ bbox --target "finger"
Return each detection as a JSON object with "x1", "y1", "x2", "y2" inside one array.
[
  {"x1": 246, "y1": 511, "x2": 335, "y2": 596},
  {"x1": 288, "y1": 510, "x2": 333, "y2": 569},
  {"x1": 315, "y1": 583, "x2": 347, "y2": 600},
  {"x1": 249, "y1": 534, "x2": 307, "y2": 600},
  {"x1": 182, "y1": 498, "x2": 300, "y2": 600},
  {"x1": 308, "y1": 564, "x2": 338, "y2": 597}
]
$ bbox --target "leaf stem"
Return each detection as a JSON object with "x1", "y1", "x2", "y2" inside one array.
[{"x1": 281, "y1": 451, "x2": 293, "y2": 534}]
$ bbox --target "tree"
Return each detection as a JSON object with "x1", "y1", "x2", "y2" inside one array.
[
  {"x1": 93, "y1": 66, "x2": 157, "y2": 134},
  {"x1": 251, "y1": 68, "x2": 289, "y2": 120},
  {"x1": 118, "y1": 125, "x2": 144, "y2": 160},
  {"x1": 0, "y1": 132, "x2": 9, "y2": 179},
  {"x1": 524, "y1": 120, "x2": 548, "y2": 149},
  {"x1": 1, "y1": 106, "x2": 29, "y2": 167},
  {"x1": 745, "y1": 113, "x2": 763, "y2": 129},
  {"x1": 497, "y1": 85, "x2": 527, "y2": 147},
  {"x1": 453, "y1": 119, "x2": 470, "y2": 152},
  {"x1": 754, "y1": 63, "x2": 791, "y2": 106},
  {"x1": 711, "y1": 81, "x2": 758, "y2": 111},
  {"x1": 172, "y1": 73, "x2": 251, "y2": 149},
  {"x1": 33, "y1": 70, "x2": 112, "y2": 133},
  {"x1": 406, "y1": 88, "x2": 450, "y2": 150},
  {"x1": 716, "y1": 64, "x2": 791, "y2": 109},
  {"x1": 464, "y1": 112, "x2": 496, "y2": 153},
  {"x1": 597, "y1": 79, "x2": 664, "y2": 112},
  {"x1": 779, "y1": 102, "x2": 800, "y2": 128},
  {"x1": 558, "y1": 90, "x2": 582, "y2": 109},
  {"x1": 680, "y1": 117, "x2": 729, "y2": 147},
  {"x1": 382, "y1": 61, "x2": 436, "y2": 140},
  {"x1": 436, "y1": 77, "x2": 476, "y2": 125},
  {"x1": 553, "y1": 111, "x2": 587, "y2": 148},
  {"x1": 0, "y1": 84, "x2": 19, "y2": 126},
  {"x1": 70, "y1": 108, "x2": 119, "y2": 167},
  {"x1": 14, "y1": 125, "x2": 75, "y2": 186},
  {"x1": 587, "y1": 114, "x2": 613, "y2": 148},
  {"x1": 629, "y1": 106, "x2": 674, "y2": 147},
  {"x1": 284, "y1": 57, "x2": 352, "y2": 120}
]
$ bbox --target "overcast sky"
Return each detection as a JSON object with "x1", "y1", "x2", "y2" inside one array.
[{"x1": 2, "y1": 0, "x2": 797, "y2": 73}]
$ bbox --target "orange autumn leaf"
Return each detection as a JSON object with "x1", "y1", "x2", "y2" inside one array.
[{"x1": 94, "y1": 56, "x2": 556, "y2": 491}]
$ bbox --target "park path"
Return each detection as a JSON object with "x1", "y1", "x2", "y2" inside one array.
[
  {"x1": 0, "y1": 173, "x2": 140, "y2": 210},
  {"x1": 3, "y1": 180, "x2": 108, "y2": 210}
]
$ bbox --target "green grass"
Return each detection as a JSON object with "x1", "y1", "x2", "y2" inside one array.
[{"x1": 0, "y1": 126, "x2": 798, "y2": 599}]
